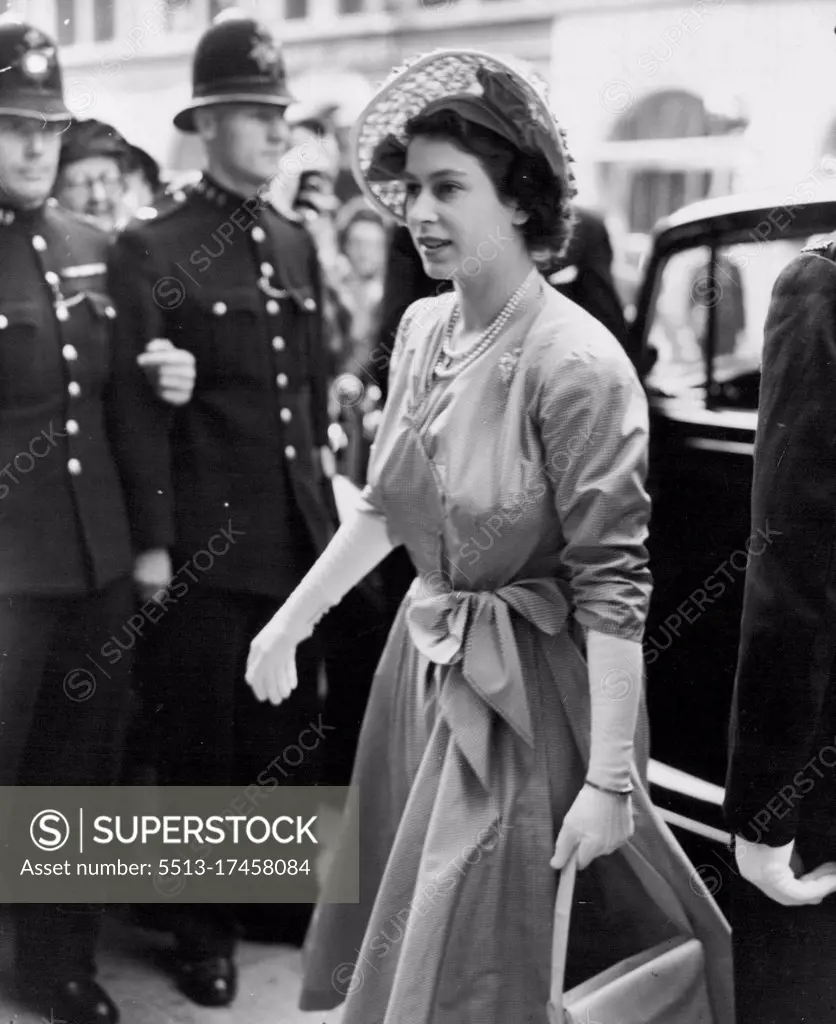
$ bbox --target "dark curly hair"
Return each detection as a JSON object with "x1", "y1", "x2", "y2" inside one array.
[{"x1": 403, "y1": 106, "x2": 575, "y2": 268}]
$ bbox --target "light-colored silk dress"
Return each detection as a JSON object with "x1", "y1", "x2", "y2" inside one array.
[{"x1": 299, "y1": 278, "x2": 733, "y2": 1023}]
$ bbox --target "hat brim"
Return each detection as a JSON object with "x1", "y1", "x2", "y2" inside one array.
[
  {"x1": 174, "y1": 94, "x2": 294, "y2": 133},
  {"x1": 0, "y1": 97, "x2": 71, "y2": 123},
  {"x1": 349, "y1": 49, "x2": 569, "y2": 225}
]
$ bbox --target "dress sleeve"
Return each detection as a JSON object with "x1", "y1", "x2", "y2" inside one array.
[
  {"x1": 538, "y1": 344, "x2": 652, "y2": 640},
  {"x1": 356, "y1": 299, "x2": 424, "y2": 537}
]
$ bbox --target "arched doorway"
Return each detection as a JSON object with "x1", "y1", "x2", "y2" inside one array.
[{"x1": 597, "y1": 89, "x2": 748, "y2": 303}]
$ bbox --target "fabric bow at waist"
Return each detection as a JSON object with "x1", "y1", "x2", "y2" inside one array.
[{"x1": 405, "y1": 576, "x2": 572, "y2": 790}]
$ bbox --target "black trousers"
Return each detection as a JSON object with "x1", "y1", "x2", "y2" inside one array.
[
  {"x1": 140, "y1": 585, "x2": 323, "y2": 956},
  {"x1": 0, "y1": 578, "x2": 134, "y2": 980},
  {"x1": 731, "y1": 834, "x2": 836, "y2": 1023}
]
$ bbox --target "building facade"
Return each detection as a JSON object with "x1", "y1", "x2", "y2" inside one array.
[
  {"x1": 6, "y1": 0, "x2": 836, "y2": 296},
  {"x1": 9, "y1": 0, "x2": 557, "y2": 166}
]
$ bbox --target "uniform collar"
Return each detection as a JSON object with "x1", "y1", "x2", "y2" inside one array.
[
  {"x1": 193, "y1": 173, "x2": 253, "y2": 210},
  {"x1": 0, "y1": 198, "x2": 47, "y2": 227}
]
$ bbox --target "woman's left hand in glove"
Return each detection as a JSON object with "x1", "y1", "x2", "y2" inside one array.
[{"x1": 550, "y1": 783, "x2": 635, "y2": 870}]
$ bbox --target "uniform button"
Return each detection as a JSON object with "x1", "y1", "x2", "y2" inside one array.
[
  {"x1": 32, "y1": 235, "x2": 46, "y2": 252},
  {"x1": 67, "y1": 381, "x2": 81, "y2": 397},
  {"x1": 0, "y1": 315, "x2": 7, "y2": 329},
  {"x1": 272, "y1": 335, "x2": 285, "y2": 351},
  {"x1": 67, "y1": 458, "x2": 82, "y2": 476},
  {"x1": 252, "y1": 226, "x2": 266, "y2": 243},
  {"x1": 284, "y1": 445, "x2": 296, "y2": 460},
  {"x1": 44, "y1": 270, "x2": 59, "y2": 286},
  {"x1": 56, "y1": 305, "x2": 69, "y2": 321},
  {"x1": 260, "y1": 262, "x2": 274, "y2": 277},
  {"x1": 62, "y1": 344, "x2": 78, "y2": 361},
  {"x1": 265, "y1": 299, "x2": 279, "y2": 315},
  {"x1": 280, "y1": 407, "x2": 292, "y2": 423},
  {"x1": 66, "y1": 419, "x2": 79, "y2": 435},
  {"x1": 212, "y1": 301, "x2": 227, "y2": 316},
  {"x1": 303, "y1": 297, "x2": 317, "y2": 311},
  {"x1": 276, "y1": 372, "x2": 288, "y2": 388},
  {"x1": 105, "y1": 305, "x2": 116, "y2": 319}
]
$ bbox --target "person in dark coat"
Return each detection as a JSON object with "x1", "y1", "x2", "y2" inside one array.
[
  {"x1": 0, "y1": 22, "x2": 182, "y2": 1024},
  {"x1": 724, "y1": 234, "x2": 836, "y2": 1023},
  {"x1": 108, "y1": 13, "x2": 344, "y2": 1006}
]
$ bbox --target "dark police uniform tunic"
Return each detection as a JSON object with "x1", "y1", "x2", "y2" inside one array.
[
  {"x1": 0, "y1": 198, "x2": 171, "y2": 980},
  {"x1": 110, "y1": 175, "x2": 333, "y2": 598},
  {"x1": 109, "y1": 176, "x2": 335, "y2": 954}
]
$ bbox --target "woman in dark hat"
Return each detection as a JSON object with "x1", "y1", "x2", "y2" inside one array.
[
  {"x1": 246, "y1": 49, "x2": 733, "y2": 1022},
  {"x1": 53, "y1": 117, "x2": 130, "y2": 231}
]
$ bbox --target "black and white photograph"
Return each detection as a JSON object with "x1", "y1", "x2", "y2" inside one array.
[{"x1": 0, "y1": 0, "x2": 833, "y2": 1021}]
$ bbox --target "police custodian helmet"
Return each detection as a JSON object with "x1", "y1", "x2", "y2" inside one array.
[
  {"x1": 174, "y1": 11, "x2": 294, "y2": 133},
  {"x1": 0, "y1": 19, "x2": 69, "y2": 122}
]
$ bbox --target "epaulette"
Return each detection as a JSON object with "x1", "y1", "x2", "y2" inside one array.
[
  {"x1": 801, "y1": 238, "x2": 836, "y2": 262},
  {"x1": 125, "y1": 188, "x2": 191, "y2": 229}
]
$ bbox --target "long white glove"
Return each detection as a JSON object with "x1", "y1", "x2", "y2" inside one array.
[
  {"x1": 246, "y1": 508, "x2": 396, "y2": 705},
  {"x1": 735, "y1": 836, "x2": 836, "y2": 906},
  {"x1": 552, "y1": 630, "x2": 642, "y2": 869}
]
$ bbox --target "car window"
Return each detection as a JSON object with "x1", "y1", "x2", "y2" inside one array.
[{"x1": 645, "y1": 236, "x2": 814, "y2": 402}]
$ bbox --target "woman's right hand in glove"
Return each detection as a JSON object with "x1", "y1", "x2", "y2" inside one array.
[{"x1": 246, "y1": 610, "x2": 302, "y2": 706}]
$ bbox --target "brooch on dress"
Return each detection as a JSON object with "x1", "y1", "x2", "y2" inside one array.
[{"x1": 499, "y1": 347, "x2": 522, "y2": 385}]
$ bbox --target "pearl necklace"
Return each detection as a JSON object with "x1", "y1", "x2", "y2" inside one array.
[{"x1": 434, "y1": 268, "x2": 538, "y2": 380}]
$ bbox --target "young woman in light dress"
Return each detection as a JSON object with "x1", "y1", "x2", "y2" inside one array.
[{"x1": 246, "y1": 48, "x2": 732, "y2": 1024}]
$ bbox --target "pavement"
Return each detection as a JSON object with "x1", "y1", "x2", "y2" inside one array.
[
  {"x1": 0, "y1": 803, "x2": 348, "y2": 1024},
  {"x1": 0, "y1": 910, "x2": 348, "y2": 1024},
  {"x1": 0, "y1": 913, "x2": 346, "y2": 1024}
]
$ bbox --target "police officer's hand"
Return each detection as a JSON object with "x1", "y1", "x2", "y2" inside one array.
[
  {"x1": 137, "y1": 339, "x2": 196, "y2": 406},
  {"x1": 735, "y1": 836, "x2": 836, "y2": 906},
  {"x1": 134, "y1": 548, "x2": 172, "y2": 604}
]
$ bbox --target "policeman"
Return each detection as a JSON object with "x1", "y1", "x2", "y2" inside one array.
[
  {"x1": 0, "y1": 19, "x2": 179, "y2": 1024},
  {"x1": 109, "y1": 12, "x2": 337, "y2": 1006}
]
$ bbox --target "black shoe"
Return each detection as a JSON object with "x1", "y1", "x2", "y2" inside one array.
[
  {"x1": 16, "y1": 975, "x2": 119, "y2": 1024},
  {"x1": 174, "y1": 954, "x2": 237, "y2": 1008}
]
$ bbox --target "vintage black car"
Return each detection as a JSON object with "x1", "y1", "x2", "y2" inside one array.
[{"x1": 635, "y1": 190, "x2": 836, "y2": 906}]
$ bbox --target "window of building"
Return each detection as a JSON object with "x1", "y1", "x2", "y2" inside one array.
[
  {"x1": 209, "y1": 0, "x2": 240, "y2": 18},
  {"x1": 56, "y1": 0, "x2": 75, "y2": 45},
  {"x1": 339, "y1": 0, "x2": 365, "y2": 12},
  {"x1": 93, "y1": 0, "x2": 115, "y2": 41},
  {"x1": 597, "y1": 90, "x2": 747, "y2": 305},
  {"x1": 165, "y1": 0, "x2": 203, "y2": 32},
  {"x1": 285, "y1": 0, "x2": 308, "y2": 18}
]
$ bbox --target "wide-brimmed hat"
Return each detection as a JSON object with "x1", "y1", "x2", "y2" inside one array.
[
  {"x1": 174, "y1": 12, "x2": 294, "y2": 133},
  {"x1": 0, "y1": 20, "x2": 69, "y2": 122},
  {"x1": 350, "y1": 49, "x2": 575, "y2": 225}
]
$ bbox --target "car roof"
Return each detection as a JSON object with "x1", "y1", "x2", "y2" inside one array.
[{"x1": 653, "y1": 188, "x2": 836, "y2": 238}]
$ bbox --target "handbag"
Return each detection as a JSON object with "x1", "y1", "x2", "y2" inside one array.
[{"x1": 548, "y1": 846, "x2": 717, "y2": 1024}]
